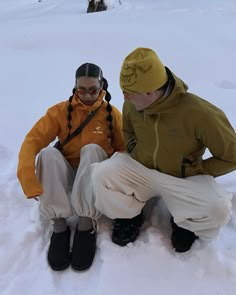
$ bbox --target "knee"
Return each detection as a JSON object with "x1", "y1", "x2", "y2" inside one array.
[
  {"x1": 81, "y1": 144, "x2": 104, "y2": 154},
  {"x1": 91, "y1": 161, "x2": 108, "y2": 185},
  {"x1": 80, "y1": 144, "x2": 108, "y2": 164},
  {"x1": 209, "y1": 199, "x2": 232, "y2": 226},
  {"x1": 91, "y1": 152, "x2": 127, "y2": 185},
  {"x1": 38, "y1": 146, "x2": 60, "y2": 161},
  {"x1": 91, "y1": 158, "x2": 118, "y2": 187}
]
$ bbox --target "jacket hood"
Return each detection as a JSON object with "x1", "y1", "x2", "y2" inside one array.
[{"x1": 144, "y1": 68, "x2": 189, "y2": 114}]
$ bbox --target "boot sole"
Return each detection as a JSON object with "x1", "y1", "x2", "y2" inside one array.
[
  {"x1": 71, "y1": 262, "x2": 93, "y2": 271},
  {"x1": 112, "y1": 230, "x2": 140, "y2": 247},
  {"x1": 71, "y1": 248, "x2": 96, "y2": 271},
  {"x1": 49, "y1": 259, "x2": 71, "y2": 271}
]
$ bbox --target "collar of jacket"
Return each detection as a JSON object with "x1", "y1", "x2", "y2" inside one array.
[
  {"x1": 71, "y1": 89, "x2": 106, "y2": 112},
  {"x1": 143, "y1": 68, "x2": 189, "y2": 115}
]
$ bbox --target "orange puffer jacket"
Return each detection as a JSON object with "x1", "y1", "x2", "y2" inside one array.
[{"x1": 17, "y1": 91, "x2": 125, "y2": 198}]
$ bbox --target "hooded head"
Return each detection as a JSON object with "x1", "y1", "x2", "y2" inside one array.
[{"x1": 120, "y1": 47, "x2": 168, "y2": 93}]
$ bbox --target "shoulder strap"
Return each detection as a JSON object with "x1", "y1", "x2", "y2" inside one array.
[{"x1": 54, "y1": 101, "x2": 103, "y2": 151}]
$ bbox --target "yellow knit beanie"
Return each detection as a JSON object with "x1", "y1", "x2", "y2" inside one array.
[{"x1": 120, "y1": 48, "x2": 168, "y2": 93}]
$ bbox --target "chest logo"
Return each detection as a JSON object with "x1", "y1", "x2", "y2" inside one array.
[{"x1": 93, "y1": 126, "x2": 104, "y2": 134}]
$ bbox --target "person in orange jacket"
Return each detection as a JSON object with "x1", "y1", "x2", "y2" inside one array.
[{"x1": 17, "y1": 63, "x2": 125, "y2": 271}]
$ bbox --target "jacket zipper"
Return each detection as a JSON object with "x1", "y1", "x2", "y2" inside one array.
[{"x1": 153, "y1": 115, "x2": 160, "y2": 169}]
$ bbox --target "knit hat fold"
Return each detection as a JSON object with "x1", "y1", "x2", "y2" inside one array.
[{"x1": 120, "y1": 48, "x2": 168, "y2": 93}]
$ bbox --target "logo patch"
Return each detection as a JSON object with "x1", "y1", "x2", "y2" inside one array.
[{"x1": 93, "y1": 126, "x2": 104, "y2": 134}]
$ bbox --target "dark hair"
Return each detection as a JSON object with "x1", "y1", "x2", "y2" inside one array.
[
  {"x1": 75, "y1": 62, "x2": 103, "y2": 81},
  {"x1": 67, "y1": 63, "x2": 114, "y2": 146},
  {"x1": 159, "y1": 67, "x2": 175, "y2": 93}
]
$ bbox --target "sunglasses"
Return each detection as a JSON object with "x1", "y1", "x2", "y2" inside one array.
[{"x1": 76, "y1": 86, "x2": 101, "y2": 96}]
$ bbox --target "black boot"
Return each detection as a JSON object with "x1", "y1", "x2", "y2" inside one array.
[
  {"x1": 112, "y1": 212, "x2": 144, "y2": 247},
  {"x1": 71, "y1": 227, "x2": 96, "y2": 271},
  {"x1": 171, "y1": 217, "x2": 198, "y2": 252},
  {"x1": 47, "y1": 227, "x2": 71, "y2": 271}
]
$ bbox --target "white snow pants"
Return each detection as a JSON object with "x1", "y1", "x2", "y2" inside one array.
[
  {"x1": 92, "y1": 152, "x2": 232, "y2": 239},
  {"x1": 36, "y1": 144, "x2": 108, "y2": 220}
]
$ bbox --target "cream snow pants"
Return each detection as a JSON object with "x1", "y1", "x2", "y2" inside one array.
[
  {"x1": 36, "y1": 144, "x2": 108, "y2": 220},
  {"x1": 92, "y1": 152, "x2": 232, "y2": 239}
]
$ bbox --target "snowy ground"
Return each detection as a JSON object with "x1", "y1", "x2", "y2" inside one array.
[{"x1": 0, "y1": 0, "x2": 236, "y2": 294}]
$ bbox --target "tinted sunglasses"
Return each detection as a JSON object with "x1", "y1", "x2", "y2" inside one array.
[{"x1": 76, "y1": 86, "x2": 101, "y2": 96}]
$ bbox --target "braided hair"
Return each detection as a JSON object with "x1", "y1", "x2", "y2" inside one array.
[{"x1": 67, "y1": 63, "x2": 114, "y2": 145}]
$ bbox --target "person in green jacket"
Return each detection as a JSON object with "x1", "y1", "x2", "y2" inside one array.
[{"x1": 92, "y1": 47, "x2": 236, "y2": 252}]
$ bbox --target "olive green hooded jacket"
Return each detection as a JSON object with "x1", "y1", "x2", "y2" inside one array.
[{"x1": 123, "y1": 70, "x2": 236, "y2": 178}]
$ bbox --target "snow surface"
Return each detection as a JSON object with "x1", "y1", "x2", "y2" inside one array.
[{"x1": 0, "y1": 0, "x2": 236, "y2": 294}]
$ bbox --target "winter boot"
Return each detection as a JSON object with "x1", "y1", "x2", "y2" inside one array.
[
  {"x1": 71, "y1": 227, "x2": 97, "y2": 271},
  {"x1": 47, "y1": 227, "x2": 71, "y2": 271},
  {"x1": 171, "y1": 217, "x2": 198, "y2": 252},
  {"x1": 112, "y1": 211, "x2": 144, "y2": 246}
]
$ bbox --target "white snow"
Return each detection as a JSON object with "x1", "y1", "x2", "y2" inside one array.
[{"x1": 0, "y1": 0, "x2": 236, "y2": 294}]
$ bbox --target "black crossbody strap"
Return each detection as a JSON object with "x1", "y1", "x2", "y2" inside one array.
[{"x1": 54, "y1": 101, "x2": 103, "y2": 151}]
